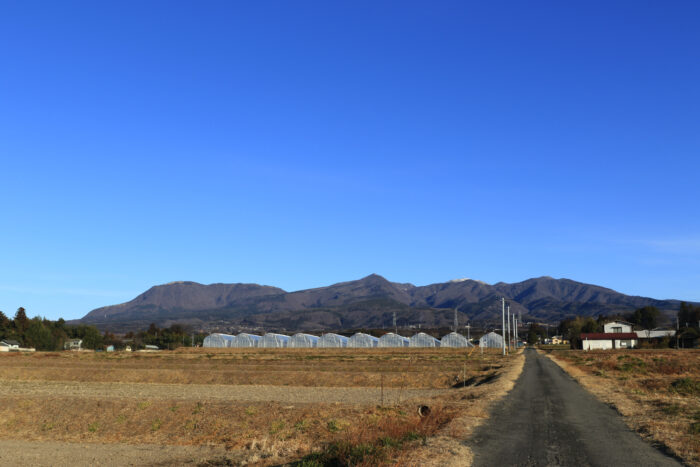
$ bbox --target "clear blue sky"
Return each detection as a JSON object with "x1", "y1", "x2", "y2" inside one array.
[{"x1": 1, "y1": 1, "x2": 698, "y2": 321}]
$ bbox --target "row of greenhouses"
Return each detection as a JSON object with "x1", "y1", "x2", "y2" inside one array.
[{"x1": 203, "y1": 331, "x2": 482, "y2": 348}]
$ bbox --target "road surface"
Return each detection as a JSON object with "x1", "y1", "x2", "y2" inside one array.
[{"x1": 470, "y1": 348, "x2": 680, "y2": 467}]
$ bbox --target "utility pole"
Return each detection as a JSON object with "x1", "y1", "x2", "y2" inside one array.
[
  {"x1": 393, "y1": 312, "x2": 397, "y2": 334},
  {"x1": 501, "y1": 297, "x2": 506, "y2": 356},
  {"x1": 454, "y1": 308, "x2": 459, "y2": 333},
  {"x1": 507, "y1": 305, "x2": 511, "y2": 352},
  {"x1": 466, "y1": 323, "x2": 471, "y2": 341}
]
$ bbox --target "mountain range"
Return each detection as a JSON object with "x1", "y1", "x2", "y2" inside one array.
[{"x1": 76, "y1": 274, "x2": 689, "y2": 333}]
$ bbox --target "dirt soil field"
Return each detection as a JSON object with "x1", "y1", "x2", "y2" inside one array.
[
  {"x1": 0, "y1": 439, "x2": 239, "y2": 466},
  {"x1": 0, "y1": 347, "x2": 523, "y2": 466},
  {"x1": 0, "y1": 348, "x2": 485, "y2": 388},
  {"x1": 0, "y1": 380, "x2": 443, "y2": 404},
  {"x1": 544, "y1": 349, "x2": 700, "y2": 467}
]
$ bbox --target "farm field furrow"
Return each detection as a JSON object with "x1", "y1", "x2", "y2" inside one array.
[{"x1": 0, "y1": 380, "x2": 446, "y2": 404}]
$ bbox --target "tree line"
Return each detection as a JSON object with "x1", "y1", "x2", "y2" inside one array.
[
  {"x1": 0, "y1": 307, "x2": 205, "y2": 351},
  {"x1": 0, "y1": 307, "x2": 105, "y2": 350}
]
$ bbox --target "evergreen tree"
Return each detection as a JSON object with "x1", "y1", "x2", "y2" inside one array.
[
  {"x1": 0, "y1": 310, "x2": 9, "y2": 340},
  {"x1": 629, "y1": 306, "x2": 660, "y2": 329},
  {"x1": 14, "y1": 307, "x2": 29, "y2": 334},
  {"x1": 558, "y1": 316, "x2": 600, "y2": 349},
  {"x1": 80, "y1": 326, "x2": 104, "y2": 350},
  {"x1": 678, "y1": 302, "x2": 700, "y2": 328},
  {"x1": 0, "y1": 310, "x2": 9, "y2": 329},
  {"x1": 25, "y1": 319, "x2": 57, "y2": 351}
]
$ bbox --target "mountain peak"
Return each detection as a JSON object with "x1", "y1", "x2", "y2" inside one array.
[
  {"x1": 450, "y1": 278, "x2": 489, "y2": 285},
  {"x1": 361, "y1": 273, "x2": 388, "y2": 281}
]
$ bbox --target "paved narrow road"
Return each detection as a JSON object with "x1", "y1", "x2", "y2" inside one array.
[{"x1": 470, "y1": 348, "x2": 680, "y2": 467}]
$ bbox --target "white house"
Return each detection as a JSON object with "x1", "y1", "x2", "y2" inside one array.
[
  {"x1": 581, "y1": 332, "x2": 638, "y2": 350},
  {"x1": 64, "y1": 338, "x2": 83, "y2": 351},
  {"x1": 0, "y1": 339, "x2": 20, "y2": 351}
]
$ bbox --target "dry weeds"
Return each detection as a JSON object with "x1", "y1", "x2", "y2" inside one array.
[
  {"x1": 544, "y1": 349, "x2": 700, "y2": 467},
  {"x1": 0, "y1": 347, "x2": 520, "y2": 466}
]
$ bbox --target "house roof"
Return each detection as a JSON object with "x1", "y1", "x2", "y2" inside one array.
[
  {"x1": 1, "y1": 339, "x2": 20, "y2": 346},
  {"x1": 581, "y1": 333, "x2": 638, "y2": 340}
]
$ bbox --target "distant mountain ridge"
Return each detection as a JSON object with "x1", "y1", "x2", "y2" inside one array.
[{"x1": 77, "y1": 274, "x2": 689, "y2": 332}]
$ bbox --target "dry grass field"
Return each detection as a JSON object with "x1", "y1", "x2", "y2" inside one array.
[
  {"x1": 0, "y1": 347, "x2": 523, "y2": 466},
  {"x1": 544, "y1": 349, "x2": 700, "y2": 467}
]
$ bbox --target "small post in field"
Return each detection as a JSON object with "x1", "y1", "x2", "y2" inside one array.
[{"x1": 380, "y1": 373, "x2": 384, "y2": 407}]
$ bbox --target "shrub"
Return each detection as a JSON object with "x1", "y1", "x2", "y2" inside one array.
[
  {"x1": 151, "y1": 419, "x2": 162, "y2": 431},
  {"x1": 670, "y1": 378, "x2": 700, "y2": 396},
  {"x1": 689, "y1": 422, "x2": 700, "y2": 435},
  {"x1": 326, "y1": 419, "x2": 341, "y2": 433}
]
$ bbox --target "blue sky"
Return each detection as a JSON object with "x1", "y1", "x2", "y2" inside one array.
[{"x1": 1, "y1": 1, "x2": 698, "y2": 321}]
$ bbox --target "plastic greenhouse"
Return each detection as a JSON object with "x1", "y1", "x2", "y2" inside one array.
[
  {"x1": 440, "y1": 332, "x2": 473, "y2": 348},
  {"x1": 318, "y1": 333, "x2": 348, "y2": 348},
  {"x1": 233, "y1": 333, "x2": 262, "y2": 348},
  {"x1": 378, "y1": 333, "x2": 409, "y2": 347},
  {"x1": 347, "y1": 332, "x2": 379, "y2": 348},
  {"x1": 409, "y1": 332, "x2": 441, "y2": 347},
  {"x1": 479, "y1": 332, "x2": 504, "y2": 348},
  {"x1": 260, "y1": 333, "x2": 290, "y2": 348},
  {"x1": 203, "y1": 333, "x2": 236, "y2": 348},
  {"x1": 288, "y1": 333, "x2": 319, "y2": 348}
]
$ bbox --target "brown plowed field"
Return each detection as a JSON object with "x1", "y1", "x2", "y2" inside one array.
[
  {"x1": 0, "y1": 380, "x2": 445, "y2": 404},
  {"x1": 0, "y1": 347, "x2": 517, "y2": 466}
]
